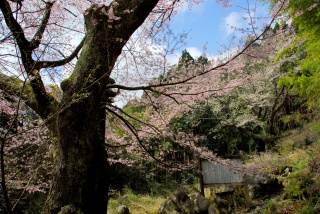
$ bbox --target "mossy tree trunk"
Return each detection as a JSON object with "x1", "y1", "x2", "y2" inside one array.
[
  {"x1": 44, "y1": 8, "x2": 117, "y2": 213},
  {"x1": 42, "y1": 2, "x2": 159, "y2": 214},
  {"x1": 44, "y1": 90, "x2": 110, "y2": 214}
]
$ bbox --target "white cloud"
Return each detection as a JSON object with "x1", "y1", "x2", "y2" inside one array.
[
  {"x1": 176, "y1": 1, "x2": 189, "y2": 14},
  {"x1": 223, "y1": 8, "x2": 265, "y2": 36},
  {"x1": 175, "y1": 1, "x2": 204, "y2": 15},
  {"x1": 167, "y1": 53, "x2": 180, "y2": 65},
  {"x1": 186, "y1": 47, "x2": 202, "y2": 58},
  {"x1": 224, "y1": 12, "x2": 241, "y2": 35}
]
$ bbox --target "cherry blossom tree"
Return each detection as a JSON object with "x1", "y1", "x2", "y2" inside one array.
[{"x1": 0, "y1": 0, "x2": 178, "y2": 213}]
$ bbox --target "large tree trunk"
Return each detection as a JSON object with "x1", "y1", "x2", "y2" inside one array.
[
  {"x1": 42, "y1": 1, "x2": 159, "y2": 213},
  {"x1": 45, "y1": 94, "x2": 109, "y2": 214},
  {"x1": 44, "y1": 5, "x2": 116, "y2": 213}
]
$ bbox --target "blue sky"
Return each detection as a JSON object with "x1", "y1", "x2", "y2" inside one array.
[{"x1": 166, "y1": 0, "x2": 270, "y2": 61}]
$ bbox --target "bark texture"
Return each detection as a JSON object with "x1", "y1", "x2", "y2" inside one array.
[
  {"x1": 43, "y1": 1, "x2": 159, "y2": 213},
  {"x1": 45, "y1": 94, "x2": 109, "y2": 214}
]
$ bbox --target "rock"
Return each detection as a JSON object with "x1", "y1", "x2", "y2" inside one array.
[
  {"x1": 208, "y1": 203, "x2": 219, "y2": 214},
  {"x1": 116, "y1": 205, "x2": 130, "y2": 214},
  {"x1": 159, "y1": 188, "x2": 243, "y2": 214},
  {"x1": 58, "y1": 205, "x2": 83, "y2": 214},
  {"x1": 215, "y1": 191, "x2": 235, "y2": 214},
  {"x1": 194, "y1": 193, "x2": 210, "y2": 213},
  {"x1": 158, "y1": 199, "x2": 179, "y2": 214},
  {"x1": 158, "y1": 188, "x2": 195, "y2": 214}
]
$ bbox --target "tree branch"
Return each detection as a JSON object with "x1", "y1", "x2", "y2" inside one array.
[
  {"x1": 0, "y1": 0, "x2": 29, "y2": 49},
  {"x1": 35, "y1": 37, "x2": 85, "y2": 69},
  {"x1": 30, "y1": 1, "x2": 54, "y2": 49},
  {"x1": 106, "y1": 105, "x2": 182, "y2": 169},
  {"x1": 28, "y1": 73, "x2": 59, "y2": 119},
  {"x1": 0, "y1": 0, "x2": 60, "y2": 120}
]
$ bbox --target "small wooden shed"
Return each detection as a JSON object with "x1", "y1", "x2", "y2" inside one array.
[{"x1": 201, "y1": 160, "x2": 244, "y2": 186}]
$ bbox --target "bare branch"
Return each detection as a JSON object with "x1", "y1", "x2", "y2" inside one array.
[
  {"x1": 30, "y1": 1, "x2": 54, "y2": 49},
  {"x1": 106, "y1": 106, "x2": 163, "y2": 163},
  {"x1": 35, "y1": 37, "x2": 85, "y2": 69},
  {"x1": 106, "y1": 105, "x2": 186, "y2": 170},
  {"x1": 0, "y1": 0, "x2": 29, "y2": 49}
]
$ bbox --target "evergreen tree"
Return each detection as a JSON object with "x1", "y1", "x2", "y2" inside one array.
[
  {"x1": 196, "y1": 55, "x2": 209, "y2": 65},
  {"x1": 178, "y1": 49, "x2": 194, "y2": 68}
]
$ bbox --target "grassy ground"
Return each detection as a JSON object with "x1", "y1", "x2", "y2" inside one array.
[
  {"x1": 107, "y1": 188, "x2": 165, "y2": 214},
  {"x1": 107, "y1": 183, "x2": 201, "y2": 214}
]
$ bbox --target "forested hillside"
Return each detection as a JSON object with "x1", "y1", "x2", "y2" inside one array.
[{"x1": 0, "y1": 0, "x2": 320, "y2": 213}]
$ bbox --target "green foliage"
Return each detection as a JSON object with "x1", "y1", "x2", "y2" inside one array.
[
  {"x1": 196, "y1": 55, "x2": 209, "y2": 65},
  {"x1": 109, "y1": 136, "x2": 196, "y2": 194},
  {"x1": 169, "y1": 93, "x2": 269, "y2": 157},
  {"x1": 280, "y1": 112, "x2": 303, "y2": 129},
  {"x1": 248, "y1": 119, "x2": 320, "y2": 213},
  {"x1": 284, "y1": 159, "x2": 310, "y2": 199},
  {"x1": 169, "y1": 115, "x2": 192, "y2": 133},
  {"x1": 110, "y1": 102, "x2": 148, "y2": 137},
  {"x1": 169, "y1": 104, "x2": 218, "y2": 135},
  {"x1": 280, "y1": 149, "x2": 320, "y2": 212},
  {"x1": 145, "y1": 136, "x2": 195, "y2": 174},
  {"x1": 272, "y1": 22, "x2": 280, "y2": 33},
  {"x1": 122, "y1": 102, "x2": 148, "y2": 126},
  {"x1": 243, "y1": 62, "x2": 265, "y2": 75},
  {"x1": 48, "y1": 84, "x2": 62, "y2": 101},
  {"x1": 277, "y1": 1, "x2": 320, "y2": 109},
  {"x1": 58, "y1": 205, "x2": 83, "y2": 214}
]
